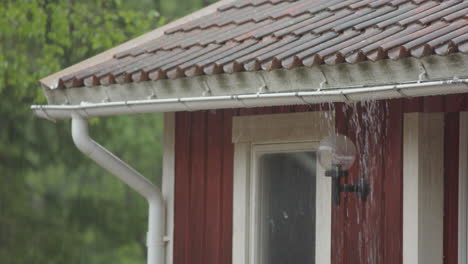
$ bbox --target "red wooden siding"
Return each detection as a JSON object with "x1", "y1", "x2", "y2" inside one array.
[
  {"x1": 173, "y1": 94, "x2": 467, "y2": 264},
  {"x1": 444, "y1": 112, "x2": 459, "y2": 264},
  {"x1": 382, "y1": 99, "x2": 404, "y2": 264},
  {"x1": 174, "y1": 110, "x2": 234, "y2": 264},
  {"x1": 174, "y1": 111, "x2": 191, "y2": 264},
  {"x1": 220, "y1": 110, "x2": 235, "y2": 264},
  {"x1": 334, "y1": 101, "x2": 390, "y2": 264},
  {"x1": 332, "y1": 103, "x2": 348, "y2": 264}
]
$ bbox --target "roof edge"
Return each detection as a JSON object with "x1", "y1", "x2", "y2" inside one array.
[
  {"x1": 42, "y1": 53, "x2": 468, "y2": 106},
  {"x1": 32, "y1": 78, "x2": 468, "y2": 121},
  {"x1": 40, "y1": 0, "x2": 236, "y2": 89}
]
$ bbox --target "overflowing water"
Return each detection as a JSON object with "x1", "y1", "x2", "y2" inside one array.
[
  {"x1": 327, "y1": 100, "x2": 389, "y2": 264},
  {"x1": 255, "y1": 100, "x2": 392, "y2": 264}
]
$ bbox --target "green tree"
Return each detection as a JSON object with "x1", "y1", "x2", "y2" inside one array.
[
  {"x1": 0, "y1": 0, "x2": 165, "y2": 263},
  {"x1": 0, "y1": 0, "x2": 217, "y2": 262}
]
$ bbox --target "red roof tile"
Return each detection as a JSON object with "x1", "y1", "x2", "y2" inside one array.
[{"x1": 59, "y1": 0, "x2": 468, "y2": 89}]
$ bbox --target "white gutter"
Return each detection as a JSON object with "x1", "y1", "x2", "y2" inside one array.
[
  {"x1": 71, "y1": 114, "x2": 165, "y2": 264},
  {"x1": 32, "y1": 78, "x2": 468, "y2": 121}
]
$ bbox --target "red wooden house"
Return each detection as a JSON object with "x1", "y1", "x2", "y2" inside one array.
[{"x1": 32, "y1": 0, "x2": 468, "y2": 264}]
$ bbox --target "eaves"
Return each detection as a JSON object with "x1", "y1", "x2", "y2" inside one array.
[{"x1": 43, "y1": 53, "x2": 468, "y2": 106}]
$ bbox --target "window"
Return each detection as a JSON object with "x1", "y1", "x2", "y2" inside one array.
[
  {"x1": 255, "y1": 150, "x2": 316, "y2": 264},
  {"x1": 232, "y1": 112, "x2": 332, "y2": 264}
]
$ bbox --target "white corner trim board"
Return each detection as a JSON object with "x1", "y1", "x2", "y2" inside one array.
[
  {"x1": 162, "y1": 112, "x2": 175, "y2": 264},
  {"x1": 459, "y1": 112, "x2": 468, "y2": 264},
  {"x1": 403, "y1": 113, "x2": 444, "y2": 264},
  {"x1": 71, "y1": 115, "x2": 166, "y2": 264}
]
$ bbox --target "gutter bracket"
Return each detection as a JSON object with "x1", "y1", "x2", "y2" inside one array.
[
  {"x1": 257, "y1": 72, "x2": 268, "y2": 94},
  {"x1": 124, "y1": 101, "x2": 138, "y2": 115},
  {"x1": 202, "y1": 81, "x2": 212, "y2": 97},
  {"x1": 147, "y1": 91, "x2": 157, "y2": 100},
  {"x1": 394, "y1": 85, "x2": 409, "y2": 98},
  {"x1": 178, "y1": 98, "x2": 194, "y2": 111},
  {"x1": 318, "y1": 69, "x2": 328, "y2": 91},
  {"x1": 233, "y1": 95, "x2": 250, "y2": 108},
  {"x1": 295, "y1": 92, "x2": 313, "y2": 107},
  {"x1": 39, "y1": 105, "x2": 57, "y2": 123},
  {"x1": 257, "y1": 84, "x2": 268, "y2": 95},
  {"x1": 319, "y1": 79, "x2": 328, "y2": 91},
  {"x1": 341, "y1": 91, "x2": 351, "y2": 102},
  {"x1": 418, "y1": 64, "x2": 428, "y2": 82}
]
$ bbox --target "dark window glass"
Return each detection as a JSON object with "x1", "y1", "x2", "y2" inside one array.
[{"x1": 258, "y1": 152, "x2": 317, "y2": 264}]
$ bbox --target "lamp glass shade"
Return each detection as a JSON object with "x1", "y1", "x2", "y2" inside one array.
[{"x1": 318, "y1": 134, "x2": 356, "y2": 170}]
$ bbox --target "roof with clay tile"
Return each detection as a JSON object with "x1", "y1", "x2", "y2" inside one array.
[{"x1": 56, "y1": 0, "x2": 468, "y2": 90}]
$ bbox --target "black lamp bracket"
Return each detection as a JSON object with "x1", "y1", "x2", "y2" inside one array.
[{"x1": 325, "y1": 165, "x2": 370, "y2": 205}]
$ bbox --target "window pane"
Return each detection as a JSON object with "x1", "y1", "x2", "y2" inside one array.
[{"x1": 258, "y1": 152, "x2": 317, "y2": 264}]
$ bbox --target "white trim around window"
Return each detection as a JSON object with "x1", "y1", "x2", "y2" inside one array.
[
  {"x1": 459, "y1": 112, "x2": 468, "y2": 264},
  {"x1": 232, "y1": 111, "x2": 334, "y2": 264}
]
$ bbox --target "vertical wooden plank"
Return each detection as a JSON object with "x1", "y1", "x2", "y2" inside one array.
[
  {"x1": 444, "y1": 113, "x2": 459, "y2": 264},
  {"x1": 189, "y1": 111, "x2": 207, "y2": 264},
  {"x1": 221, "y1": 109, "x2": 235, "y2": 264},
  {"x1": 382, "y1": 99, "x2": 404, "y2": 264},
  {"x1": 332, "y1": 103, "x2": 348, "y2": 264},
  {"x1": 404, "y1": 97, "x2": 423, "y2": 113},
  {"x1": 423, "y1": 95, "x2": 445, "y2": 113},
  {"x1": 204, "y1": 110, "x2": 224, "y2": 264},
  {"x1": 344, "y1": 103, "x2": 365, "y2": 263},
  {"x1": 445, "y1": 94, "x2": 466, "y2": 113},
  {"x1": 174, "y1": 112, "x2": 192, "y2": 264},
  {"x1": 463, "y1": 94, "x2": 468, "y2": 112},
  {"x1": 362, "y1": 101, "x2": 386, "y2": 264},
  {"x1": 163, "y1": 112, "x2": 176, "y2": 264}
]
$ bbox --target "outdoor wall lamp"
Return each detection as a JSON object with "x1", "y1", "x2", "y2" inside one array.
[{"x1": 318, "y1": 134, "x2": 370, "y2": 205}]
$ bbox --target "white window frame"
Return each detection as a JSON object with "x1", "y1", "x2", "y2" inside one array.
[
  {"x1": 250, "y1": 142, "x2": 330, "y2": 264},
  {"x1": 232, "y1": 112, "x2": 333, "y2": 264},
  {"x1": 459, "y1": 112, "x2": 468, "y2": 264}
]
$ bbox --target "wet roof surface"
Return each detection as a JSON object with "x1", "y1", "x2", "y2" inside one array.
[{"x1": 60, "y1": 0, "x2": 468, "y2": 89}]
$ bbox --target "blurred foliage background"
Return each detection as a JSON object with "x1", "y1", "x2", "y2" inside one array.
[{"x1": 0, "y1": 0, "x2": 215, "y2": 263}]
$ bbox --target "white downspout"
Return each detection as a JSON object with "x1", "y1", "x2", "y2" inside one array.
[{"x1": 71, "y1": 114, "x2": 165, "y2": 264}]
